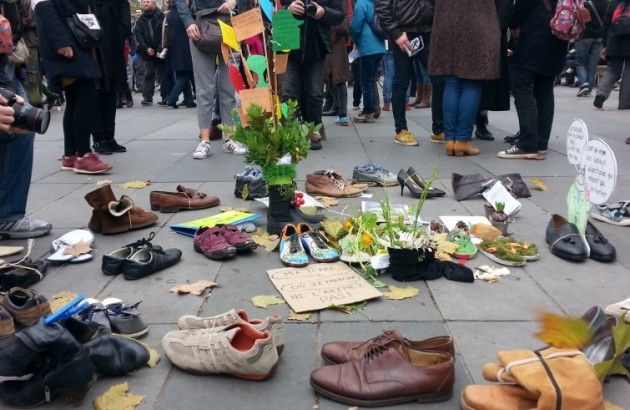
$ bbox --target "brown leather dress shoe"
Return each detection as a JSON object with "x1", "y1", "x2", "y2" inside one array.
[
  {"x1": 150, "y1": 185, "x2": 220, "y2": 213},
  {"x1": 321, "y1": 330, "x2": 454, "y2": 364},
  {"x1": 305, "y1": 171, "x2": 365, "y2": 198},
  {"x1": 311, "y1": 337, "x2": 454, "y2": 407}
]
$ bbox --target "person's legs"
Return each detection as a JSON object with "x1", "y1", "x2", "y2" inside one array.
[
  {"x1": 182, "y1": 71, "x2": 194, "y2": 105},
  {"x1": 189, "y1": 41, "x2": 216, "y2": 140},
  {"x1": 167, "y1": 70, "x2": 186, "y2": 106},
  {"x1": 62, "y1": 84, "x2": 78, "y2": 157},
  {"x1": 533, "y1": 74, "x2": 555, "y2": 151},
  {"x1": 142, "y1": 59, "x2": 156, "y2": 102},
  {"x1": 510, "y1": 67, "x2": 538, "y2": 153},
  {"x1": 71, "y1": 81, "x2": 97, "y2": 156},
  {"x1": 431, "y1": 75, "x2": 444, "y2": 138},
  {"x1": 351, "y1": 58, "x2": 362, "y2": 108},
  {"x1": 336, "y1": 82, "x2": 348, "y2": 117},
  {"x1": 382, "y1": 50, "x2": 394, "y2": 106},
  {"x1": 159, "y1": 60, "x2": 174, "y2": 102},
  {"x1": 392, "y1": 46, "x2": 414, "y2": 133},
  {"x1": 359, "y1": 54, "x2": 380, "y2": 115},
  {"x1": 455, "y1": 79, "x2": 483, "y2": 141},
  {"x1": 595, "y1": 57, "x2": 623, "y2": 101},
  {"x1": 442, "y1": 75, "x2": 462, "y2": 141},
  {"x1": 302, "y1": 59, "x2": 325, "y2": 125},
  {"x1": 587, "y1": 39, "x2": 603, "y2": 88},
  {"x1": 0, "y1": 132, "x2": 34, "y2": 223},
  {"x1": 574, "y1": 38, "x2": 592, "y2": 87},
  {"x1": 215, "y1": 58, "x2": 236, "y2": 127}
]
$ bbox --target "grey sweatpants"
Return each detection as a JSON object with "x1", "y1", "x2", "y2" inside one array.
[
  {"x1": 189, "y1": 40, "x2": 236, "y2": 128},
  {"x1": 597, "y1": 56, "x2": 629, "y2": 109}
]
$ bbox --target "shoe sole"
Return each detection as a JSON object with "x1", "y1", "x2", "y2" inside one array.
[
  {"x1": 305, "y1": 189, "x2": 362, "y2": 198},
  {"x1": 194, "y1": 243, "x2": 236, "y2": 261},
  {"x1": 394, "y1": 140, "x2": 419, "y2": 146},
  {"x1": 114, "y1": 328, "x2": 149, "y2": 339},
  {"x1": 73, "y1": 166, "x2": 113, "y2": 174},
  {"x1": 61, "y1": 165, "x2": 75, "y2": 171},
  {"x1": 353, "y1": 179, "x2": 398, "y2": 187},
  {"x1": 590, "y1": 213, "x2": 630, "y2": 226},
  {"x1": 171, "y1": 360, "x2": 279, "y2": 381},
  {"x1": 460, "y1": 394, "x2": 475, "y2": 410},
  {"x1": 497, "y1": 154, "x2": 538, "y2": 160},
  {"x1": 233, "y1": 242, "x2": 258, "y2": 253},
  {"x1": 280, "y1": 259, "x2": 309, "y2": 268},
  {"x1": 0, "y1": 227, "x2": 51, "y2": 239},
  {"x1": 479, "y1": 248, "x2": 526, "y2": 267},
  {"x1": 192, "y1": 155, "x2": 209, "y2": 159},
  {"x1": 430, "y1": 139, "x2": 445, "y2": 144},
  {"x1": 310, "y1": 381, "x2": 452, "y2": 407},
  {"x1": 150, "y1": 200, "x2": 220, "y2": 213}
]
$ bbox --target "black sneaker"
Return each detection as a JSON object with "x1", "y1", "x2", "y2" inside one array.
[
  {"x1": 121, "y1": 245, "x2": 182, "y2": 281},
  {"x1": 102, "y1": 299, "x2": 148, "y2": 338},
  {"x1": 0, "y1": 258, "x2": 48, "y2": 291},
  {"x1": 497, "y1": 145, "x2": 538, "y2": 159},
  {"x1": 593, "y1": 95, "x2": 605, "y2": 109},
  {"x1": 107, "y1": 139, "x2": 127, "y2": 153},
  {"x1": 157, "y1": 100, "x2": 168, "y2": 106},
  {"x1": 0, "y1": 306, "x2": 14, "y2": 348},
  {"x1": 141, "y1": 99, "x2": 153, "y2": 106},
  {"x1": 475, "y1": 126, "x2": 494, "y2": 141},
  {"x1": 93, "y1": 140, "x2": 113, "y2": 155},
  {"x1": 577, "y1": 84, "x2": 591, "y2": 97}
]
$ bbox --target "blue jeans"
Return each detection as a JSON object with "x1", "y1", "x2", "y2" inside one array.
[
  {"x1": 442, "y1": 76, "x2": 483, "y2": 141},
  {"x1": 575, "y1": 38, "x2": 602, "y2": 88},
  {"x1": 382, "y1": 50, "x2": 394, "y2": 104},
  {"x1": 0, "y1": 132, "x2": 34, "y2": 223},
  {"x1": 360, "y1": 53, "x2": 383, "y2": 114},
  {"x1": 167, "y1": 70, "x2": 194, "y2": 106}
]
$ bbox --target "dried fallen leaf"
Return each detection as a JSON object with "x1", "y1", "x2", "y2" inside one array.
[
  {"x1": 321, "y1": 218, "x2": 346, "y2": 240},
  {"x1": 604, "y1": 401, "x2": 623, "y2": 410},
  {"x1": 314, "y1": 196, "x2": 338, "y2": 207},
  {"x1": 118, "y1": 180, "x2": 152, "y2": 189},
  {"x1": 535, "y1": 311, "x2": 591, "y2": 349},
  {"x1": 528, "y1": 178, "x2": 548, "y2": 191},
  {"x1": 50, "y1": 291, "x2": 79, "y2": 312},
  {"x1": 384, "y1": 286, "x2": 419, "y2": 300},
  {"x1": 288, "y1": 310, "x2": 311, "y2": 321},
  {"x1": 329, "y1": 301, "x2": 367, "y2": 314},
  {"x1": 63, "y1": 239, "x2": 93, "y2": 257},
  {"x1": 169, "y1": 280, "x2": 219, "y2": 296},
  {"x1": 93, "y1": 382, "x2": 145, "y2": 410},
  {"x1": 134, "y1": 339, "x2": 160, "y2": 368},
  {"x1": 241, "y1": 183, "x2": 249, "y2": 200},
  {"x1": 251, "y1": 295, "x2": 285, "y2": 308},
  {"x1": 251, "y1": 229, "x2": 281, "y2": 252},
  {"x1": 220, "y1": 207, "x2": 250, "y2": 213}
]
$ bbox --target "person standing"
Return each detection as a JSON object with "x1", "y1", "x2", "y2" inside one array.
[
  {"x1": 375, "y1": 0, "x2": 434, "y2": 146},
  {"x1": 593, "y1": 0, "x2": 630, "y2": 110},
  {"x1": 350, "y1": 0, "x2": 385, "y2": 123},
  {"x1": 324, "y1": 0, "x2": 351, "y2": 126},
  {"x1": 165, "y1": 0, "x2": 195, "y2": 108},
  {"x1": 282, "y1": 0, "x2": 344, "y2": 150},
  {"x1": 575, "y1": 0, "x2": 608, "y2": 97},
  {"x1": 134, "y1": 0, "x2": 165, "y2": 106}
]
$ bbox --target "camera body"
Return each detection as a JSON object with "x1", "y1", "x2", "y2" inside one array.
[
  {"x1": 304, "y1": 0, "x2": 317, "y2": 16},
  {"x1": 0, "y1": 88, "x2": 50, "y2": 134}
]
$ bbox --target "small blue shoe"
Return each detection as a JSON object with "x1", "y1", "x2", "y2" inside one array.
[
  {"x1": 296, "y1": 223, "x2": 340, "y2": 263},
  {"x1": 279, "y1": 225, "x2": 309, "y2": 267},
  {"x1": 335, "y1": 116, "x2": 349, "y2": 126}
]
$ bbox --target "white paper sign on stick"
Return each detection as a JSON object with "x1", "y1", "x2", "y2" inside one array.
[
  {"x1": 582, "y1": 139, "x2": 617, "y2": 205},
  {"x1": 566, "y1": 119, "x2": 589, "y2": 167}
]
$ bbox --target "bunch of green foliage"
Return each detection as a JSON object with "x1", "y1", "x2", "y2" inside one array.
[{"x1": 479, "y1": 237, "x2": 539, "y2": 262}]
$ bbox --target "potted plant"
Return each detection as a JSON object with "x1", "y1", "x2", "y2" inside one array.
[
  {"x1": 222, "y1": 102, "x2": 319, "y2": 234},
  {"x1": 489, "y1": 201, "x2": 510, "y2": 234}
]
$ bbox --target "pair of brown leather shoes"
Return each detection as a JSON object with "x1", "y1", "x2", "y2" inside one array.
[
  {"x1": 311, "y1": 330, "x2": 455, "y2": 407},
  {"x1": 149, "y1": 185, "x2": 220, "y2": 213}
]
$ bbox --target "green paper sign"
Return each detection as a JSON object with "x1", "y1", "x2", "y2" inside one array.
[
  {"x1": 272, "y1": 10, "x2": 302, "y2": 51},
  {"x1": 281, "y1": 102, "x2": 289, "y2": 118},
  {"x1": 247, "y1": 55, "x2": 268, "y2": 87}
]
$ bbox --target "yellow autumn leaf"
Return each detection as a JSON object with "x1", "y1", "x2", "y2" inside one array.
[
  {"x1": 384, "y1": 286, "x2": 420, "y2": 300},
  {"x1": 251, "y1": 295, "x2": 285, "y2": 308},
  {"x1": 288, "y1": 310, "x2": 311, "y2": 321},
  {"x1": 604, "y1": 401, "x2": 623, "y2": 410},
  {"x1": 62, "y1": 239, "x2": 93, "y2": 257},
  {"x1": 528, "y1": 178, "x2": 548, "y2": 191},
  {"x1": 49, "y1": 291, "x2": 79, "y2": 312},
  {"x1": 118, "y1": 180, "x2": 151, "y2": 189},
  {"x1": 93, "y1": 383, "x2": 144, "y2": 410},
  {"x1": 314, "y1": 196, "x2": 338, "y2": 207},
  {"x1": 251, "y1": 229, "x2": 281, "y2": 252},
  {"x1": 535, "y1": 312, "x2": 591, "y2": 349}
]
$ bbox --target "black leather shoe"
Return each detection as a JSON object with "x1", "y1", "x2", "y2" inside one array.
[
  {"x1": 121, "y1": 245, "x2": 182, "y2": 281},
  {"x1": 585, "y1": 221, "x2": 616, "y2": 262},
  {"x1": 475, "y1": 126, "x2": 494, "y2": 141},
  {"x1": 106, "y1": 138, "x2": 127, "y2": 153},
  {"x1": 84, "y1": 334, "x2": 149, "y2": 376},
  {"x1": 407, "y1": 167, "x2": 446, "y2": 198},
  {"x1": 0, "y1": 257, "x2": 47, "y2": 291},
  {"x1": 102, "y1": 232, "x2": 159, "y2": 276},
  {"x1": 545, "y1": 214, "x2": 588, "y2": 262}
]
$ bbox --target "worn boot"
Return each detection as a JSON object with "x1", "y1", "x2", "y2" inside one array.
[
  {"x1": 417, "y1": 84, "x2": 432, "y2": 108},
  {"x1": 84, "y1": 334, "x2": 149, "y2": 376},
  {"x1": 267, "y1": 185, "x2": 295, "y2": 235},
  {"x1": 453, "y1": 141, "x2": 479, "y2": 156},
  {"x1": 84, "y1": 185, "x2": 158, "y2": 234},
  {"x1": 475, "y1": 112, "x2": 494, "y2": 141},
  {"x1": 411, "y1": 84, "x2": 423, "y2": 107},
  {"x1": 92, "y1": 129, "x2": 113, "y2": 155},
  {"x1": 105, "y1": 129, "x2": 127, "y2": 153},
  {"x1": 125, "y1": 89, "x2": 134, "y2": 107}
]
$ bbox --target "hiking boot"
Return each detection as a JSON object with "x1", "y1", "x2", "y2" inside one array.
[
  {"x1": 305, "y1": 171, "x2": 364, "y2": 198},
  {"x1": 102, "y1": 298, "x2": 149, "y2": 339},
  {"x1": 178, "y1": 309, "x2": 285, "y2": 353},
  {"x1": 0, "y1": 218, "x2": 52, "y2": 239},
  {"x1": 354, "y1": 112, "x2": 375, "y2": 123},
  {"x1": 430, "y1": 132, "x2": 445, "y2": 143},
  {"x1": 73, "y1": 153, "x2": 112, "y2": 174},
  {"x1": 222, "y1": 139, "x2": 248, "y2": 155},
  {"x1": 61, "y1": 155, "x2": 77, "y2": 170},
  {"x1": 394, "y1": 130, "x2": 419, "y2": 146},
  {"x1": 193, "y1": 141, "x2": 211, "y2": 159},
  {"x1": 194, "y1": 226, "x2": 237, "y2": 260},
  {"x1": 593, "y1": 95, "x2": 605, "y2": 109},
  {"x1": 162, "y1": 323, "x2": 280, "y2": 380},
  {"x1": 0, "y1": 307, "x2": 14, "y2": 348},
  {"x1": 218, "y1": 225, "x2": 257, "y2": 253},
  {"x1": 279, "y1": 224, "x2": 309, "y2": 267},
  {"x1": 0, "y1": 288, "x2": 51, "y2": 326},
  {"x1": 453, "y1": 141, "x2": 479, "y2": 156},
  {"x1": 497, "y1": 145, "x2": 538, "y2": 159}
]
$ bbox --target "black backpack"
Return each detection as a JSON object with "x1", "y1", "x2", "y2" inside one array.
[{"x1": 611, "y1": 0, "x2": 630, "y2": 35}]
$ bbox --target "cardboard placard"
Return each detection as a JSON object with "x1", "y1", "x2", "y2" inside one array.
[
  {"x1": 274, "y1": 53, "x2": 289, "y2": 74},
  {"x1": 231, "y1": 7, "x2": 264, "y2": 41},
  {"x1": 239, "y1": 87, "x2": 273, "y2": 113},
  {"x1": 266, "y1": 262, "x2": 382, "y2": 313}
]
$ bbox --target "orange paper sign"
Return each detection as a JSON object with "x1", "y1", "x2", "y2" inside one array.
[
  {"x1": 231, "y1": 7, "x2": 264, "y2": 42},
  {"x1": 274, "y1": 53, "x2": 289, "y2": 74}
]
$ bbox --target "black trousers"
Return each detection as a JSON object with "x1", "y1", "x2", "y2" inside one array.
[
  {"x1": 511, "y1": 67, "x2": 555, "y2": 152},
  {"x1": 282, "y1": 58, "x2": 324, "y2": 125},
  {"x1": 142, "y1": 58, "x2": 164, "y2": 101},
  {"x1": 93, "y1": 86, "x2": 117, "y2": 133},
  {"x1": 63, "y1": 80, "x2": 97, "y2": 156}
]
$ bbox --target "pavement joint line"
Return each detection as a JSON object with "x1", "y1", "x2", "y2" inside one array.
[{"x1": 153, "y1": 364, "x2": 175, "y2": 408}]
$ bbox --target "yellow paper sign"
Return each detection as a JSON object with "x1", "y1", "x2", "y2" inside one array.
[
  {"x1": 218, "y1": 19, "x2": 240, "y2": 51},
  {"x1": 231, "y1": 7, "x2": 264, "y2": 42},
  {"x1": 273, "y1": 94, "x2": 281, "y2": 119}
]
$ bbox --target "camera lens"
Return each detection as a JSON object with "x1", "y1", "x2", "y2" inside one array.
[{"x1": 13, "y1": 104, "x2": 51, "y2": 134}]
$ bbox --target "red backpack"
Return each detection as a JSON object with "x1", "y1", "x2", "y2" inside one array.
[
  {"x1": 0, "y1": 14, "x2": 12, "y2": 55},
  {"x1": 611, "y1": 1, "x2": 630, "y2": 36},
  {"x1": 543, "y1": 0, "x2": 591, "y2": 41}
]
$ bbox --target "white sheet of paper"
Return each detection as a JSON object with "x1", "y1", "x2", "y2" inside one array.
[{"x1": 482, "y1": 181, "x2": 521, "y2": 216}]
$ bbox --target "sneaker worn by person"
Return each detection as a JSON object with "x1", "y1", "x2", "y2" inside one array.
[
  {"x1": 352, "y1": 104, "x2": 360, "y2": 111},
  {"x1": 394, "y1": 130, "x2": 419, "y2": 146},
  {"x1": 593, "y1": 95, "x2": 605, "y2": 109},
  {"x1": 141, "y1": 99, "x2": 152, "y2": 106},
  {"x1": 61, "y1": 155, "x2": 77, "y2": 170},
  {"x1": 430, "y1": 132, "x2": 445, "y2": 143},
  {"x1": 0, "y1": 306, "x2": 14, "y2": 348},
  {"x1": 577, "y1": 84, "x2": 591, "y2": 97},
  {"x1": 296, "y1": 223, "x2": 340, "y2": 263},
  {"x1": 309, "y1": 131, "x2": 323, "y2": 151},
  {"x1": 279, "y1": 224, "x2": 309, "y2": 267},
  {"x1": 194, "y1": 226, "x2": 237, "y2": 260},
  {"x1": 382, "y1": 103, "x2": 390, "y2": 111},
  {"x1": 73, "y1": 152, "x2": 112, "y2": 174},
  {"x1": 178, "y1": 309, "x2": 285, "y2": 353},
  {"x1": 0, "y1": 288, "x2": 51, "y2": 326},
  {"x1": 222, "y1": 139, "x2": 248, "y2": 155},
  {"x1": 162, "y1": 323, "x2": 279, "y2": 380},
  {"x1": 335, "y1": 116, "x2": 349, "y2": 126},
  {"x1": 497, "y1": 145, "x2": 538, "y2": 159},
  {"x1": 0, "y1": 218, "x2": 52, "y2": 239},
  {"x1": 193, "y1": 141, "x2": 211, "y2": 159},
  {"x1": 102, "y1": 298, "x2": 149, "y2": 338},
  {"x1": 354, "y1": 112, "x2": 375, "y2": 123},
  {"x1": 536, "y1": 150, "x2": 547, "y2": 160}
]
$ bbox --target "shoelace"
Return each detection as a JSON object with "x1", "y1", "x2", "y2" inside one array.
[
  {"x1": 289, "y1": 234, "x2": 301, "y2": 254},
  {"x1": 107, "y1": 301, "x2": 142, "y2": 317},
  {"x1": 309, "y1": 231, "x2": 328, "y2": 250},
  {"x1": 324, "y1": 170, "x2": 346, "y2": 190},
  {"x1": 362, "y1": 331, "x2": 398, "y2": 360}
]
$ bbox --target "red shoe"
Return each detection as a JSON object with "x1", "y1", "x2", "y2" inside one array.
[
  {"x1": 382, "y1": 103, "x2": 391, "y2": 111},
  {"x1": 61, "y1": 155, "x2": 77, "y2": 171},
  {"x1": 73, "y1": 153, "x2": 112, "y2": 174}
]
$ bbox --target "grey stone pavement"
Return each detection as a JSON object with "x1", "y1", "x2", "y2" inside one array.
[{"x1": 3, "y1": 86, "x2": 630, "y2": 409}]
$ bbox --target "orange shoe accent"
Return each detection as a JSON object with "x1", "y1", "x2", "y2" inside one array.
[{"x1": 453, "y1": 141, "x2": 479, "y2": 156}]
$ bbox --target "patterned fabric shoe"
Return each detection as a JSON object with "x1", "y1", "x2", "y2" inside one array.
[
  {"x1": 296, "y1": 223, "x2": 340, "y2": 263},
  {"x1": 177, "y1": 309, "x2": 285, "y2": 353},
  {"x1": 162, "y1": 323, "x2": 279, "y2": 380},
  {"x1": 591, "y1": 201, "x2": 630, "y2": 226},
  {"x1": 279, "y1": 225, "x2": 309, "y2": 267}
]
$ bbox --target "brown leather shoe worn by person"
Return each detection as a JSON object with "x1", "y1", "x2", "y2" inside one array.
[
  {"x1": 453, "y1": 141, "x2": 479, "y2": 156},
  {"x1": 305, "y1": 171, "x2": 365, "y2": 198},
  {"x1": 310, "y1": 335, "x2": 454, "y2": 407},
  {"x1": 85, "y1": 185, "x2": 158, "y2": 234},
  {"x1": 149, "y1": 185, "x2": 220, "y2": 213},
  {"x1": 445, "y1": 140, "x2": 455, "y2": 156},
  {"x1": 321, "y1": 330, "x2": 454, "y2": 364}
]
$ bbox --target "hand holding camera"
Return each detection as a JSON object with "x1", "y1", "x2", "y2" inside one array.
[
  {"x1": 289, "y1": 0, "x2": 324, "y2": 19},
  {"x1": 0, "y1": 89, "x2": 51, "y2": 134}
]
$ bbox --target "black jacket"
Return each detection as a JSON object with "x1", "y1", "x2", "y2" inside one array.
[
  {"x1": 94, "y1": 0, "x2": 130, "y2": 80},
  {"x1": 374, "y1": 0, "x2": 434, "y2": 40},
  {"x1": 582, "y1": 0, "x2": 608, "y2": 39},
  {"x1": 134, "y1": 8, "x2": 164, "y2": 58},
  {"x1": 603, "y1": 0, "x2": 630, "y2": 57},
  {"x1": 166, "y1": 7, "x2": 192, "y2": 72},
  {"x1": 506, "y1": 0, "x2": 568, "y2": 76}
]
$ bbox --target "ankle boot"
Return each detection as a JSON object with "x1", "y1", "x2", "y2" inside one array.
[
  {"x1": 92, "y1": 129, "x2": 112, "y2": 155},
  {"x1": 125, "y1": 90, "x2": 133, "y2": 107},
  {"x1": 417, "y1": 84, "x2": 432, "y2": 108},
  {"x1": 475, "y1": 112, "x2": 494, "y2": 141},
  {"x1": 267, "y1": 185, "x2": 295, "y2": 235},
  {"x1": 0, "y1": 348, "x2": 96, "y2": 408},
  {"x1": 84, "y1": 334, "x2": 149, "y2": 376},
  {"x1": 84, "y1": 185, "x2": 158, "y2": 234},
  {"x1": 411, "y1": 84, "x2": 423, "y2": 107},
  {"x1": 454, "y1": 141, "x2": 479, "y2": 156},
  {"x1": 445, "y1": 140, "x2": 455, "y2": 156},
  {"x1": 0, "y1": 323, "x2": 79, "y2": 377},
  {"x1": 105, "y1": 129, "x2": 127, "y2": 153}
]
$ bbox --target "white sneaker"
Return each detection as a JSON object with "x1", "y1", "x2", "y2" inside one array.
[
  {"x1": 223, "y1": 139, "x2": 248, "y2": 155},
  {"x1": 193, "y1": 141, "x2": 211, "y2": 159}
]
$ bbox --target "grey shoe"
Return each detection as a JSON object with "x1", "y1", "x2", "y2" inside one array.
[
  {"x1": 536, "y1": 150, "x2": 547, "y2": 160},
  {"x1": 353, "y1": 112, "x2": 376, "y2": 123},
  {"x1": 353, "y1": 163, "x2": 397, "y2": 186},
  {"x1": 102, "y1": 298, "x2": 148, "y2": 339},
  {"x1": 0, "y1": 218, "x2": 52, "y2": 239}
]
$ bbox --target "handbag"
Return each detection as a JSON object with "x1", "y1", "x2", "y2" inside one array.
[
  {"x1": 193, "y1": 8, "x2": 229, "y2": 55},
  {"x1": 66, "y1": 8, "x2": 102, "y2": 48}
]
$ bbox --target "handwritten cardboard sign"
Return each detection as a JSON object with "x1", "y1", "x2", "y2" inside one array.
[
  {"x1": 274, "y1": 52, "x2": 289, "y2": 74},
  {"x1": 266, "y1": 262, "x2": 382, "y2": 313},
  {"x1": 231, "y1": 7, "x2": 264, "y2": 41},
  {"x1": 239, "y1": 86, "x2": 273, "y2": 113}
]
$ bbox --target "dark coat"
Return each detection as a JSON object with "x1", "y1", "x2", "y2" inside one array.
[
  {"x1": 582, "y1": 0, "x2": 608, "y2": 39},
  {"x1": 374, "y1": 0, "x2": 434, "y2": 40},
  {"x1": 506, "y1": 0, "x2": 568, "y2": 77},
  {"x1": 34, "y1": 0, "x2": 101, "y2": 87},
  {"x1": 134, "y1": 8, "x2": 164, "y2": 59},
  {"x1": 481, "y1": 0, "x2": 510, "y2": 111},
  {"x1": 429, "y1": 0, "x2": 501, "y2": 80},
  {"x1": 165, "y1": 8, "x2": 192, "y2": 72},
  {"x1": 94, "y1": 0, "x2": 130, "y2": 80},
  {"x1": 603, "y1": 0, "x2": 630, "y2": 58}
]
